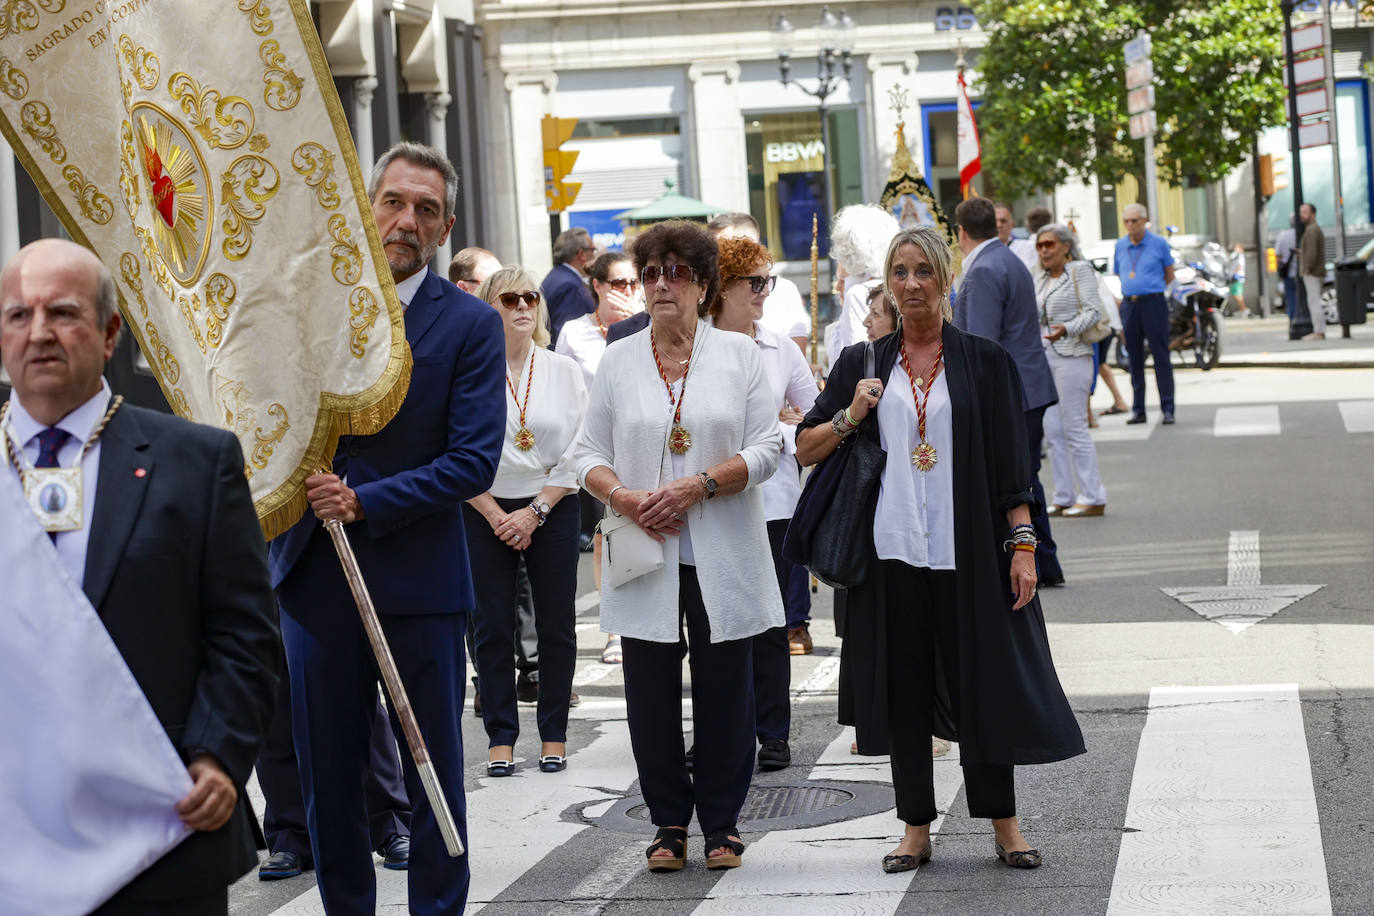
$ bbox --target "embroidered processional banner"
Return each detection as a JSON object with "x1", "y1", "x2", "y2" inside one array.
[{"x1": 0, "y1": 0, "x2": 409, "y2": 539}]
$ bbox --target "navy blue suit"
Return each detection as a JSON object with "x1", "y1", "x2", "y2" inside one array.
[
  {"x1": 269, "y1": 270, "x2": 505, "y2": 915},
  {"x1": 953, "y1": 241, "x2": 1062, "y2": 583},
  {"x1": 541, "y1": 262, "x2": 594, "y2": 347}
]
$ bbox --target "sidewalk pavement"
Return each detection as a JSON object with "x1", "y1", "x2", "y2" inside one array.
[{"x1": 1214, "y1": 313, "x2": 1374, "y2": 369}]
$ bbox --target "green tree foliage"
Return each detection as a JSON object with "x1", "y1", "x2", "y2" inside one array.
[{"x1": 971, "y1": 0, "x2": 1287, "y2": 199}]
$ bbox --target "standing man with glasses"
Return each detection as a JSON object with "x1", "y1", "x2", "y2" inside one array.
[
  {"x1": 1113, "y1": 203, "x2": 1176, "y2": 425},
  {"x1": 543, "y1": 228, "x2": 598, "y2": 347}
]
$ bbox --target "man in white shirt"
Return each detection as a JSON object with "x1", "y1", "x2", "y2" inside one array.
[
  {"x1": 996, "y1": 203, "x2": 1036, "y2": 271},
  {"x1": 708, "y1": 213, "x2": 812, "y2": 355}
]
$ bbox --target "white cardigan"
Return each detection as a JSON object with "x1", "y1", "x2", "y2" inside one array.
[{"x1": 574, "y1": 319, "x2": 785, "y2": 643}]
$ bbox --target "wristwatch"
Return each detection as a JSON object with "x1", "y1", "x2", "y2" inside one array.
[
  {"x1": 528, "y1": 499, "x2": 551, "y2": 526},
  {"x1": 697, "y1": 471, "x2": 717, "y2": 500}
]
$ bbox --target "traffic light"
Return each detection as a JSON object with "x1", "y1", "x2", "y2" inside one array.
[{"x1": 542, "y1": 115, "x2": 581, "y2": 213}]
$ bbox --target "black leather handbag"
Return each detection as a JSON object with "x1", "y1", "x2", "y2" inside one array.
[{"x1": 783, "y1": 343, "x2": 887, "y2": 589}]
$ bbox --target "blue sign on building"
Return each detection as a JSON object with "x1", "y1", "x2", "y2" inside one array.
[{"x1": 570, "y1": 210, "x2": 627, "y2": 251}]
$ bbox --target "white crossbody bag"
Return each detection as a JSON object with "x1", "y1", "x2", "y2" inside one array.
[{"x1": 599, "y1": 423, "x2": 669, "y2": 588}]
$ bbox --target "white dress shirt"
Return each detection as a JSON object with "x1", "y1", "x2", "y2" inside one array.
[
  {"x1": 1009, "y1": 237, "x2": 1037, "y2": 272},
  {"x1": 872, "y1": 361, "x2": 955, "y2": 570},
  {"x1": 960, "y1": 237, "x2": 998, "y2": 277},
  {"x1": 749, "y1": 322, "x2": 819, "y2": 521},
  {"x1": 491, "y1": 346, "x2": 588, "y2": 499},
  {"x1": 574, "y1": 319, "x2": 784, "y2": 643},
  {"x1": 760, "y1": 275, "x2": 811, "y2": 341},
  {"x1": 4, "y1": 379, "x2": 113, "y2": 586},
  {"x1": 554, "y1": 313, "x2": 608, "y2": 390},
  {"x1": 394, "y1": 267, "x2": 428, "y2": 307}
]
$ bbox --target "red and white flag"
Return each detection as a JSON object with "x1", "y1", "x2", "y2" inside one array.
[{"x1": 957, "y1": 69, "x2": 982, "y2": 199}]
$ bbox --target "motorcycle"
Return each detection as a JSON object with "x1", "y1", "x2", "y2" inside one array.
[{"x1": 1167, "y1": 260, "x2": 1225, "y2": 370}]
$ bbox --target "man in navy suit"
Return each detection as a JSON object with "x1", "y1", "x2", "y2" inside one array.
[
  {"x1": 541, "y1": 227, "x2": 596, "y2": 346},
  {"x1": 269, "y1": 143, "x2": 505, "y2": 915},
  {"x1": 951, "y1": 198, "x2": 1065, "y2": 587}
]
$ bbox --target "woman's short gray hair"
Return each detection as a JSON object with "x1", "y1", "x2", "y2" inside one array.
[
  {"x1": 882, "y1": 226, "x2": 954, "y2": 323},
  {"x1": 831, "y1": 204, "x2": 901, "y2": 279},
  {"x1": 1036, "y1": 223, "x2": 1083, "y2": 261}
]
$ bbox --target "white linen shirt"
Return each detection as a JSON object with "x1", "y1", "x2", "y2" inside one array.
[
  {"x1": 554, "y1": 312, "x2": 608, "y2": 390},
  {"x1": 749, "y1": 322, "x2": 819, "y2": 521},
  {"x1": 873, "y1": 360, "x2": 956, "y2": 570},
  {"x1": 4, "y1": 379, "x2": 112, "y2": 586},
  {"x1": 491, "y1": 346, "x2": 588, "y2": 499},
  {"x1": 574, "y1": 319, "x2": 784, "y2": 643}
]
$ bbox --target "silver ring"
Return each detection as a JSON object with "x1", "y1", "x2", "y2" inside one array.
[
  {"x1": 513, "y1": 534, "x2": 521, "y2": 542},
  {"x1": 868, "y1": 386, "x2": 880, "y2": 397}
]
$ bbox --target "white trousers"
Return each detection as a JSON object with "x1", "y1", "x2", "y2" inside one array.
[
  {"x1": 1303, "y1": 275, "x2": 1326, "y2": 334},
  {"x1": 1043, "y1": 344, "x2": 1108, "y2": 507}
]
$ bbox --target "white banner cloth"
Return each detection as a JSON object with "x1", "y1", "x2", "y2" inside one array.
[{"x1": 0, "y1": 469, "x2": 191, "y2": 916}]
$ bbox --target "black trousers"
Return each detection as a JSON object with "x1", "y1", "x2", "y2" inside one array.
[
  {"x1": 623, "y1": 566, "x2": 755, "y2": 835},
  {"x1": 1023, "y1": 406, "x2": 1063, "y2": 582},
  {"x1": 753, "y1": 519, "x2": 795, "y2": 742},
  {"x1": 256, "y1": 638, "x2": 410, "y2": 858},
  {"x1": 884, "y1": 561, "x2": 1016, "y2": 826},
  {"x1": 91, "y1": 887, "x2": 226, "y2": 916},
  {"x1": 462, "y1": 496, "x2": 579, "y2": 746}
]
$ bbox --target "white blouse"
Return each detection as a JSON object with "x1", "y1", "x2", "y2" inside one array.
[
  {"x1": 750, "y1": 322, "x2": 819, "y2": 521},
  {"x1": 491, "y1": 346, "x2": 588, "y2": 499},
  {"x1": 873, "y1": 359, "x2": 956, "y2": 570},
  {"x1": 554, "y1": 312, "x2": 608, "y2": 390},
  {"x1": 574, "y1": 319, "x2": 784, "y2": 644}
]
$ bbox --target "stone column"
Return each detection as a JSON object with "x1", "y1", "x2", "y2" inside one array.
[
  {"x1": 687, "y1": 61, "x2": 747, "y2": 212},
  {"x1": 425, "y1": 91, "x2": 454, "y2": 264},
  {"x1": 353, "y1": 75, "x2": 379, "y2": 171},
  {"x1": 500, "y1": 70, "x2": 558, "y2": 273},
  {"x1": 0, "y1": 149, "x2": 18, "y2": 264},
  {"x1": 865, "y1": 53, "x2": 920, "y2": 197}
]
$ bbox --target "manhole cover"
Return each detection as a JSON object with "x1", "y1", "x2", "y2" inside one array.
[{"x1": 626, "y1": 785, "x2": 855, "y2": 823}]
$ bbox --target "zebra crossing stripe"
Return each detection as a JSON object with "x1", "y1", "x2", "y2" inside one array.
[
  {"x1": 1337, "y1": 399, "x2": 1374, "y2": 433},
  {"x1": 1213, "y1": 404, "x2": 1281, "y2": 437},
  {"x1": 1107, "y1": 684, "x2": 1332, "y2": 914}
]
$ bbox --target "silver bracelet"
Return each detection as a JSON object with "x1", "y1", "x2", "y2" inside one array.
[
  {"x1": 606, "y1": 485, "x2": 626, "y2": 516},
  {"x1": 831, "y1": 409, "x2": 857, "y2": 439}
]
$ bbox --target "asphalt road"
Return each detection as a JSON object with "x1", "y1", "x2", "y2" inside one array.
[{"x1": 231, "y1": 353, "x2": 1374, "y2": 915}]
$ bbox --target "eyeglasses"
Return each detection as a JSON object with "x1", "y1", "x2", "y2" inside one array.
[
  {"x1": 606, "y1": 278, "x2": 641, "y2": 292},
  {"x1": 1035, "y1": 240, "x2": 1060, "y2": 251},
  {"x1": 740, "y1": 275, "x2": 777, "y2": 294},
  {"x1": 497, "y1": 290, "x2": 541, "y2": 309},
  {"x1": 641, "y1": 264, "x2": 698, "y2": 286}
]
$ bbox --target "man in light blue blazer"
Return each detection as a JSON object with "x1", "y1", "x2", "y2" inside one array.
[
  {"x1": 269, "y1": 143, "x2": 505, "y2": 915},
  {"x1": 951, "y1": 198, "x2": 1064, "y2": 587}
]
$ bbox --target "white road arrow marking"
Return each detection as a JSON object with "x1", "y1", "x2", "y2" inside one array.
[{"x1": 1160, "y1": 531, "x2": 1322, "y2": 634}]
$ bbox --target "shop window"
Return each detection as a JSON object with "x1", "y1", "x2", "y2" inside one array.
[
  {"x1": 744, "y1": 109, "x2": 864, "y2": 262},
  {"x1": 571, "y1": 118, "x2": 681, "y2": 139},
  {"x1": 921, "y1": 103, "x2": 987, "y2": 219}
]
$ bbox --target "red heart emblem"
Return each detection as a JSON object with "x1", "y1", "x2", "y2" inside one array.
[{"x1": 152, "y1": 175, "x2": 176, "y2": 228}]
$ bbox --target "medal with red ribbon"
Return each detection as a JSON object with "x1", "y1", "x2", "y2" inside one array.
[
  {"x1": 507, "y1": 350, "x2": 536, "y2": 450},
  {"x1": 901, "y1": 341, "x2": 944, "y2": 472},
  {"x1": 651, "y1": 327, "x2": 693, "y2": 454}
]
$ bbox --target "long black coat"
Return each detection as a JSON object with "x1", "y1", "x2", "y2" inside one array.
[{"x1": 800, "y1": 323, "x2": 1085, "y2": 765}]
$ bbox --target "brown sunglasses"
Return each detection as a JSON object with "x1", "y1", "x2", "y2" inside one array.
[{"x1": 498, "y1": 291, "x2": 541, "y2": 309}]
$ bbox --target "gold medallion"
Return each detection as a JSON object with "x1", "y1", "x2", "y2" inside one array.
[
  {"x1": 668, "y1": 425, "x2": 693, "y2": 455},
  {"x1": 24, "y1": 467, "x2": 83, "y2": 533},
  {"x1": 912, "y1": 440, "x2": 937, "y2": 472},
  {"x1": 514, "y1": 426, "x2": 536, "y2": 451}
]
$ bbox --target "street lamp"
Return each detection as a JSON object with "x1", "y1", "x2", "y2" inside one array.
[{"x1": 772, "y1": 6, "x2": 856, "y2": 228}]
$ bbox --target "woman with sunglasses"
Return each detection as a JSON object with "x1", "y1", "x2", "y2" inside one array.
[
  {"x1": 709, "y1": 235, "x2": 819, "y2": 772},
  {"x1": 574, "y1": 220, "x2": 783, "y2": 872},
  {"x1": 795, "y1": 227, "x2": 1084, "y2": 874},
  {"x1": 1034, "y1": 223, "x2": 1108, "y2": 518},
  {"x1": 464, "y1": 266, "x2": 588, "y2": 776}
]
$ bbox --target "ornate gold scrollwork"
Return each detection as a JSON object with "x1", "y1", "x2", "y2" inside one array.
[
  {"x1": 327, "y1": 213, "x2": 362, "y2": 286},
  {"x1": 251, "y1": 403, "x2": 289, "y2": 469},
  {"x1": 202, "y1": 272, "x2": 236, "y2": 348},
  {"x1": 348, "y1": 287, "x2": 380, "y2": 358},
  {"x1": 168, "y1": 72, "x2": 256, "y2": 151},
  {"x1": 120, "y1": 251, "x2": 148, "y2": 317},
  {"x1": 292, "y1": 142, "x2": 340, "y2": 210},
  {"x1": 20, "y1": 100, "x2": 64, "y2": 163},
  {"x1": 0, "y1": 0, "x2": 64, "y2": 40},
  {"x1": 62, "y1": 165, "x2": 113, "y2": 225},
  {"x1": 259, "y1": 39, "x2": 303, "y2": 112},
  {"x1": 0, "y1": 55, "x2": 29, "y2": 100},
  {"x1": 170, "y1": 389, "x2": 192, "y2": 418},
  {"x1": 117, "y1": 35, "x2": 160, "y2": 109},
  {"x1": 238, "y1": 0, "x2": 273, "y2": 35},
  {"x1": 177, "y1": 292, "x2": 208, "y2": 354},
  {"x1": 135, "y1": 226, "x2": 173, "y2": 300},
  {"x1": 118, "y1": 120, "x2": 140, "y2": 219},
  {"x1": 142, "y1": 319, "x2": 181, "y2": 385},
  {"x1": 219, "y1": 154, "x2": 279, "y2": 261}
]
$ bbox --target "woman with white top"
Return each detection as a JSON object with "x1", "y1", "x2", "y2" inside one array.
[
  {"x1": 464, "y1": 267, "x2": 588, "y2": 776},
  {"x1": 574, "y1": 220, "x2": 783, "y2": 873},
  {"x1": 795, "y1": 226, "x2": 1084, "y2": 874},
  {"x1": 824, "y1": 204, "x2": 901, "y2": 361},
  {"x1": 1034, "y1": 224, "x2": 1108, "y2": 517},
  {"x1": 710, "y1": 235, "x2": 819, "y2": 772}
]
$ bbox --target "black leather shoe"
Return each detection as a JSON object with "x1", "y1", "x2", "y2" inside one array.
[
  {"x1": 259, "y1": 850, "x2": 311, "y2": 880},
  {"x1": 757, "y1": 738, "x2": 791, "y2": 771},
  {"x1": 1039, "y1": 575, "x2": 1066, "y2": 588},
  {"x1": 1126, "y1": 413, "x2": 1147, "y2": 425},
  {"x1": 516, "y1": 676, "x2": 538, "y2": 703},
  {"x1": 377, "y1": 834, "x2": 410, "y2": 870},
  {"x1": 1162, "y1": 412, "x2": 1176, "y2": 425}
]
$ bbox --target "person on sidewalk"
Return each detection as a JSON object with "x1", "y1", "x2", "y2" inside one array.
[
  {"x1": 1274, "y1": 218, "x2": 1299, "y2": 323},
  {"x1": 1299, "y1": 202, "x2": 1327, "y2": 341},
  {"x1": 1113, "y1": 203, "x2": 1176, "y2": 425}
]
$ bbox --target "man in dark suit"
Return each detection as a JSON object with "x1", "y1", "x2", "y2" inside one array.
[
  {"x1": 605, "y1": 308, "x2": 650, "y2": 344},
  {"x1": 951, "y1": 198, "x2": 1065, "y2": 587},
  {"x1": 269, "y1": 142, "x2": 505, "y2": 915},
  {"x1": 0, "y1": 238, "x2": 279, "y2": 915},
  {"x1": 542, "y1": 227, "x2": 596, "y2": 346}
]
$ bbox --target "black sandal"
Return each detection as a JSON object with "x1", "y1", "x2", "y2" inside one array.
[
  {"x1": 645, "y1": 827, "x2": 686, "y2": 872},
  {"x1": 704, "y1": 828, "x2": 744, "y2": 870}
]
